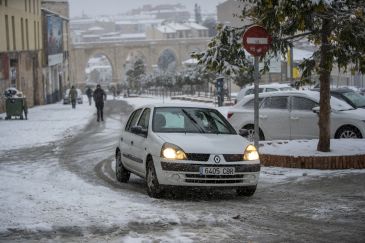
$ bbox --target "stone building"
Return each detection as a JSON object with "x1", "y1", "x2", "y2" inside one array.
[{"x1": 0, "y1": 0, "x2": 43, "y2": 113}]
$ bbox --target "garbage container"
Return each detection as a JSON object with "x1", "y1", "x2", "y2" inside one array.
[
  {"x1": 3, "y1": 87, "x2": 28, "y2": 120},
  {"x1": 5, "y1": 97, "x2": 28, "y2": 120}
]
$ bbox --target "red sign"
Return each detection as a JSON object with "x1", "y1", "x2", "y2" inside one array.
[{"x1": 242, "y1": 25, "x2": 272, "y2": 57}]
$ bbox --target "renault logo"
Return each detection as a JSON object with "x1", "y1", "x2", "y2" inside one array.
[{"x1": 214, "y1": 155, "x2": 221, "y2": 164}]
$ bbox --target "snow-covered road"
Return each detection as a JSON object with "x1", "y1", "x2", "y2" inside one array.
[{"x1": 0, "y1": 95, "x2": 364, "y2": 242}]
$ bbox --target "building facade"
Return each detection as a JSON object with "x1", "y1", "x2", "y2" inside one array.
[
  {"x1": 0, "y1": 0, "x2": 43, "y2": 112},
  {"x1": 41, "y1": 0, "x2": 70, "y2": 104}
]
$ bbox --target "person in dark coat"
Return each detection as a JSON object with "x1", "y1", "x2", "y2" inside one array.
[
  {"x1": 86, "y1": 87, "x2": 93, "y2": 105},
  {"x1": 93, "y1": 84, "x2": 107, "y2": 122},
  {"x1": 69, "y1": 86, "x2": 78, "y2": 109}
]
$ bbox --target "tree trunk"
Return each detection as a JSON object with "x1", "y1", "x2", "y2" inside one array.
[{"x1": 317, "y1": 19, "x2": 333, "y2": 152}]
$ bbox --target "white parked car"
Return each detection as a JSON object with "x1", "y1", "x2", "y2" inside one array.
[
  {"x1": 235, "y1": 83, "x2": 295, "y2": 103},
  {"x1": 115, "y1": 104, "x2": 260, "y2": 198},
  {"x1": 228, "y1": 91, "x2": 365, "y2": 141}
]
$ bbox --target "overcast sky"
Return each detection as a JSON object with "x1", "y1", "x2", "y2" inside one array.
[{"x1": 69, "y1": 0, "x2": 224, "y2": 17}]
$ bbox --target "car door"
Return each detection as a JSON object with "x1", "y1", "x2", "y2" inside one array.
[
  {"x1": 289, "y1": 96, "x2": 319, "y2": 139},
  {"x1": 121, "y1": 108, "x2": 142, "y2": 171},
  {"x1": 259, "y1": 96, "x2": 290, "y2": 140},
  {"x1": 129, "y1": 108, "x2": 151, "y2": 175}
]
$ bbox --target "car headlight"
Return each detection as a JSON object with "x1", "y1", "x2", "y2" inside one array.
[
  {"x1": 161, "y1": 143, "x2": 187, "y2": 160},
  {"x1": 243, "y1": 144, "x2": 259, "y2": 161}
]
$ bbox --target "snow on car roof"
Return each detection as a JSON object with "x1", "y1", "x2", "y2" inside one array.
[{"x1": 135, "y1": 102, "x2": 214, "y2": 109}]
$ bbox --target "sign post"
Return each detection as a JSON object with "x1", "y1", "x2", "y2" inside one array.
[{"x1": 242, "y1": 25, "x2": 272, "y2": 149}]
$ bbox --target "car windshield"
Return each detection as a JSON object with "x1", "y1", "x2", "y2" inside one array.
[
  {"x1": 342, "y1": 91, "x2": 365, "y2": 108},
  {"x1": 153, "y1": 107, "x2": 237, "y2": 134}
]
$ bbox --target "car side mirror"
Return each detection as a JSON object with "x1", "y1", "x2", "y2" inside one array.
[
  {"x1": 239, "y1": 129, "x2": 249, "y2": 137},
  {"x1": 312, "y1": 106, "x2": 320, "y2": 114},
  {"x1": 131, "y1": 125, "x2": 148, "y2": 136}
]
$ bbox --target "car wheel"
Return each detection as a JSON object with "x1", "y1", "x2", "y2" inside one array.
[
  {"x1": 146, "y1": 159, "x2": 163, "y2": 198},
  {"x1": 335, "y1": 125, "x2": 363, "y2": 139},
  {"x1": 243, "y1": 125, "x2": 265, "y2": 142},
  {"x1": 115, "y1": 151, "x2": 130, "y2": 183},
  {"x1": 236, "y1": 185, "x2": 257, "y2": 197}
]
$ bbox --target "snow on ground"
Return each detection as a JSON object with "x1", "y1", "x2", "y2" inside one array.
[
  {"x1": 0, "y1": 96, "x2": 95, "y2": 152},
  {"x1": 1, "y1": 94, "x2": 365, "y2": 240}
]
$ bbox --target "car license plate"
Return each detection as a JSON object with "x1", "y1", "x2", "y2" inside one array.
[{"x1": 200, "y1": 167, "x2": 235, "y2": 175}]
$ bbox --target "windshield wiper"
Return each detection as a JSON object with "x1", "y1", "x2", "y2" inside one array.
[{"x1": 182, "y1": 109, "x2": 205, "y2": 133}]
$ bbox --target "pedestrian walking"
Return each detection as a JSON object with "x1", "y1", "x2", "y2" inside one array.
[
  {"x1": 93, "y1": 84, "x2": 107, "y2": 122},
  {"x1": 86, "y1": 86, "x2": 93, "y2": 105},
  {"x1": 69, "y1": 86, "x2": 78, "y2": 109}
]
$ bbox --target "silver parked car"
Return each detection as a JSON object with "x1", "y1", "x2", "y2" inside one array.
[
  {"x1": 115, "y1": 103, "x2": 260, "y2": 198},
  {"x1": 228, "y1": 91, "x2": 365, "y2": 141}
]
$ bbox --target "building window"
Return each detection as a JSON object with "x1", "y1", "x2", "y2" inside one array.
[
  {"x1": 5, "y1": 0, "x2": 7, "y2": 7},
  {"x1": 25, "y1": 19, "x2": 29, "y2": 49},
  {"x1": 28, "y1": 0, "x2": 31, "y2": 13},
  {"x1": 5, "y1": 15, "x2": 10, "y2": 50},
  {"x1": 37, "y1": 21, "x2": 40, "y2": 49},
  {"x1": 21, "y1": 18, "x2": 25, "y2": 49},
  {"x1": 34, "y1": 21, "x2": 36, "y2": 49},
  {"x1": 12, "y1": 16, "x2": 16, "y2": 50},
  {"x1": 33, "y1": 0, "x2": 35, "y2": 14},
  {"x1": 25, "y1": 0, "x2": 27, "y2": 11}
]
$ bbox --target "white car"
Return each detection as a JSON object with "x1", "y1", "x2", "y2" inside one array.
[
  {"x1": 115, "y1": 104, "x2": 260, "y2": 198},
  {"x1": 228, "y1": 91, "x2": 365, "y2": 141},
  {"x1": 235, "y1": 83, "x2": 294, "y2": 103}
]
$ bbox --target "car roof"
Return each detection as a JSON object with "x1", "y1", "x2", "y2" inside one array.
[{"x1": 135, "y1": 102, "x2": 214, "y2": 110}]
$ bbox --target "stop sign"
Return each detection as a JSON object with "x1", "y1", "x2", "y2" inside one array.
[{"x1": 242, "y1": 25, "x2": 272, "y2": 57}]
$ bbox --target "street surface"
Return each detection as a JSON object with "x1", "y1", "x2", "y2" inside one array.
[{"x1": 0, "y1": 99, "x2": 364, "y2": 242}]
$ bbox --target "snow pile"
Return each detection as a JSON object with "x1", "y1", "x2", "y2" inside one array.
[{"x1": 260, "y1": 139, "x2": 365, "y2": 157}]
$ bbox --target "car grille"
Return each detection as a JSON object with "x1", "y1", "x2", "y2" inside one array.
[
  {"x1": 223, "y1": 154, "x2": 244, "y2": 162},
  {"x1": 185, "y1": 174, "x2": 245, "y2": 184},
  {"x1": 161, "y1": 162, "x2": 261, "y2": 173},
  {"x1": 186, "y1": 153, "x2": 210, "y2": 161}
]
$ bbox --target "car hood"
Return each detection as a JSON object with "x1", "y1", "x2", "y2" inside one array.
[{"x1": 156, "y1": 133, "x2": 251, "y2": 154}]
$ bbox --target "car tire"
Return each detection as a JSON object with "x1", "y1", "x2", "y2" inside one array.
[
  {"x1": 335, "y1": 125, "x2": 363, "y2": 139},
  {"x1": 146, "y1": 159, "x2": 163, "y2": 198},
  {"x1": 236, "y1": 185, "x2": 257, "y2": 197},
  {"x1": 243, "y1": 125, "x2": 265, "y2": 141},
  {"x1": 115, "y1": 151, "x2": 130, "y2": 183}
]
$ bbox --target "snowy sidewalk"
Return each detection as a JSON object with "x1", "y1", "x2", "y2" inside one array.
[{"x1": 0, "y1": 96, "x2": 95, "y2": 152}]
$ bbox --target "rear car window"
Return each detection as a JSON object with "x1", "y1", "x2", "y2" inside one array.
[{"x1": 261, "y1": 96, "x2": 288, "y2": 109}]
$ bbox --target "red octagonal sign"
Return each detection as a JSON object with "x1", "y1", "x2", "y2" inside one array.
[{"x1": 242, "y1": 25, "x2": 272, "y2": 57}]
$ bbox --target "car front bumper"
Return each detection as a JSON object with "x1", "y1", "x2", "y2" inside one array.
[{"x1": 152, "y1": 155, "x2": 260, "y2": 187}]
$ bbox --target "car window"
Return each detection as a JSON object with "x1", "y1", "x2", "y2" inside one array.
[
  {"x1": 242, "y1": 98, "x2": 264, "y2": 109},
  {"x1": 266, "y1": 88, "x2": 278, "y2": 92},
  {"x1": 261, "y1": 96, "x2": 288, "y2": 109},
  {"x1": 137, "y1": 108, "x2": 151, "y2": 129},
  {"x1": 153, "y1": 107, "x2": 236, "y2": 134},
  {"x1": 291, "y1": 97, "x2": 318, "y2": 111},
  {"x1": 342, "y1": 91, "x2": 365, "y2": 107},
  {"x1": 125, "y1": 108, "x2": 142, "y2": 131},
  {"x1": 246, "y1": 88, "x2": 264, "y2": 95}
]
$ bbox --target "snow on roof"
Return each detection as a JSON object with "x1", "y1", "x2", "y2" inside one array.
[
  {"x1": 186, "y1": 22, "x2": 208, "y2": 30},
  {"x1": 293, "y1": 48, "x2": 313, "y2": 61},
  {"x1": 70, "y1": 18, "x2": 96, "y2": 24},
  {"x1": 167, "y1": 23, "x2": 190, "y2": 31},
  {"x1": 88, "y1": 26, "x2": 104, "y2": 31},
  {"x1": 156, "y1": 25, "x2": 176, "y2": 33}
]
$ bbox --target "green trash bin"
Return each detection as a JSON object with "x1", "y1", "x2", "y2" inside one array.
[{"x1": 5, "y1": 97, "x2": 28, "y2": 120}]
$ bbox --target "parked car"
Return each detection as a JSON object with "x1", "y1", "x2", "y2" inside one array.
[
  {"x1": 311, "y1": 88, "x2": 365, "y2": 109},
  {"x1": 235, "y1": 83, "x2": 295, "y2": 103},
  {"x1": 115, "y1": 104, "x2": 260, "y2": 198},
  {"x1": 227, "y1": 91, "x2": 365, "y2": 141},
  {"x1": 63, "y1": 88, "x2": 83, "y2": 104}
]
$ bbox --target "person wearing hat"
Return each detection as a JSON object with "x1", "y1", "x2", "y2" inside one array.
[{"x1": 93, "y1": 84, "x2": 107, "y2": 122}]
